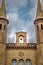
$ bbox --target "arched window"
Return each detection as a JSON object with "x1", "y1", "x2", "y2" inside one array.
[
  {"x1": 41, "y1": 24, "x2": 43, "y2": 29},
  {"x1": 26, "y1": 59, "x2": 31, "y2": 65},
  {"x1": 4, "y1": 25, "x2": 6, "y2": 30},
  {"x1": 37, "y1": 25, "x2": 39, "y2": 30},
  {"x1": 19, "y1": 59, "x2": 24, "y2": 65},
  {"x1": 0, "y1": 24, "x2": 2, "y2": 29},
  {"x1": 12, "y1": 59, "x2": 17, "y2": 65},
  {"x1": 19, "y1": 36, "x2": 24, "y2": 43}
]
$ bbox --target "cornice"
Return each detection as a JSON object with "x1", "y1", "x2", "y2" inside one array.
[
  {"x1": 0, "y1": 17, "x2": 9, "y2": 24},
  {"x1": 34, "y1": 17, "x2": 43, "y2": 24},
  {"x1": 6, "y1": 43, "x2": 36, "y2": 50}
]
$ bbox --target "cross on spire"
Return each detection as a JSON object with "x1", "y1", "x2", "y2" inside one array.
[{"x1": 20, "y1": 28, "x2": 23, "y2": 32}]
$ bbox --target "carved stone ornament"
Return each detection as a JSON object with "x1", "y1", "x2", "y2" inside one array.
[{"x1": 19, "y1": 52, "x2": 24, "y2": 57}]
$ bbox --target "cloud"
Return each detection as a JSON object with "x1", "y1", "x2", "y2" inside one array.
[
  {"x1": 41, "y1": 0, "x2": 43, "y2": 9},
  {"x1": 6, "y1": 0, "x2": 28, "y2": 7},
  {"x1": 0, "y1": 0, "x2": 43, "y2": 43},
  {"x1": 6, "y1": 0, "x2": 28, "y2": 13},
  {"x1": 7, "y1": 12, "x2": 18, "y2": 21},
  {"x1": 7, "y1": 9, "x2": 36, "y2": 43},
  {"x1": 7, "y1": 30, "x2": 16, "y2": 43},
  {"x1": 6, "y1": 0, "x2": 37, "y2": 43}
]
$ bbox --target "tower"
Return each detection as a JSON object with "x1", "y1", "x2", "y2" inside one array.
[
  {"x1": 34, "y1": 0, "x2": 43, "y2": 43},
  {"x1": 0, "y1": 0, "x2": 9, "y2": 43},
  {"x1": 0, "y1": 0, "x2": 9, "y2": 65},
  {"x1": 16, "y1": 31, "x2": 27, "y2": 46},
  {"x1": 34, "y1": 0, "x2": 43, "y2": 65}
]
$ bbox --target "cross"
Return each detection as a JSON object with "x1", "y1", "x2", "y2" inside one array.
[{"x1": 20, "y1": 28, "x2": 23, "y2": 32}]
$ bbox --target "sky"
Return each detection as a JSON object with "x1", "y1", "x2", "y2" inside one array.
[{"x1": 0, "y1": 0, "x2": 43, "y2": 43}]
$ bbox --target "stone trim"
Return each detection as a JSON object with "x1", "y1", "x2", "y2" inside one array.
[
  {"x1": 0, "y1": 18, "x2": 9, "y2": 24},
  {"x1": 34, "y1": 17, "x2": 43, "y2": 24},
  {"x1": 6, "y1": 43, "x2": 36, "y2": 49}
]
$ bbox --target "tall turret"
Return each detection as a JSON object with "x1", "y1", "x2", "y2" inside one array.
[
  {"x1": 0, "y1": 0, "x2": 9, "y2": 65},
  {"x1": 36, "y1": 0, "x2": 43, "y2": 17},
  {"x1": 34, "y1": 0, "x2": 43, "y2": 43},
  {"x1": 0, "y1": 0, "x2": 9, "y2": 43},
  {"x1": 16, "y1": 31, "x2": 27, "y2": 46},
  {"x1": 34, "y1": 0, "x2": 43, "y2": 65},
  {"x1": 0, "y1": 0, "x2": 6, "y2": 18}
]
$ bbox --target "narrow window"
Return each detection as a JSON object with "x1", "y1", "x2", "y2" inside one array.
[
  {"x1": 26, "y1": 59, "x2": 31, "y2": 65},
  {"x1": 37, "y1": 25, "x2": 39, "y2": 30},
  {"x1": 4, "y1": 25, "x2": 6, "y2": 30},
  {"x1": 0, "y1": 24, "x2": 2, "y2": 29},
  {"x1": 19, "y1": 36, "x2": 24, "y2": 43},
  {"x1": 41, "y1": 24, "x2": 43, "y2": 29},
  {"x1": 12, "y1": 59, "x2": 17, "y2": 65},
  {"x1": 19, "y1": 59, "x2": 24, "y2": 65}
]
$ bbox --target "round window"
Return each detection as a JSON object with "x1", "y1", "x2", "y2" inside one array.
[{"x1": 19, "y1": 36, "x2": 24, "y2": 43}]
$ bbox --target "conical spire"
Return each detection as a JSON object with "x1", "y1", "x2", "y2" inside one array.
[
  {"x1": 0, "y1": 0, "x2": 6, "y2": 18},
  {"x1": 36, "y1": 0, "x2": 42, "y2": 18}
]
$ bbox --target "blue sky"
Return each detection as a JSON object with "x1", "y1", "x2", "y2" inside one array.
[{"x1": 0, "y1": 0, "x2": 43, "y2": 43}]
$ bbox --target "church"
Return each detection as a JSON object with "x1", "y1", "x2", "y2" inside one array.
[{"x1": 0, "y1": 0, "x2": 43, "y2": 65}]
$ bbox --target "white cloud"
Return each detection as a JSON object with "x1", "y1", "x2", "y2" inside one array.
[
  {"x1": 6, "y1": 0, "x2": 37, "y2": 43},
  {"x1": 30, "y1": 0, "x2": 37, "y2": 6},
  {"x1": 6, "y1": 0, "x2": 28, "y2": 12},
  {"x1": 8, "y1": 33, "x2": 14, "y2": 39},
  {"x1": 7, "y1": 12, "x2": 18, "y2": 21},
  {"x1": 0, "y1": 0, "x2": 43, "y2": 43},
  {"x1": 7, "y1": 30, "x2": 16, "y2": 43}
]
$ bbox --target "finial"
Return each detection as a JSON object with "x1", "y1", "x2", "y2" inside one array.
[{"x1": 20, "y1": 28, "x2": 23, "y2": 32}]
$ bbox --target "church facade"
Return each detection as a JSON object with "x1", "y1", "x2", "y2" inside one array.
[{"x1": 0, "y1": 0, "x2": 43, "y2": 65}]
